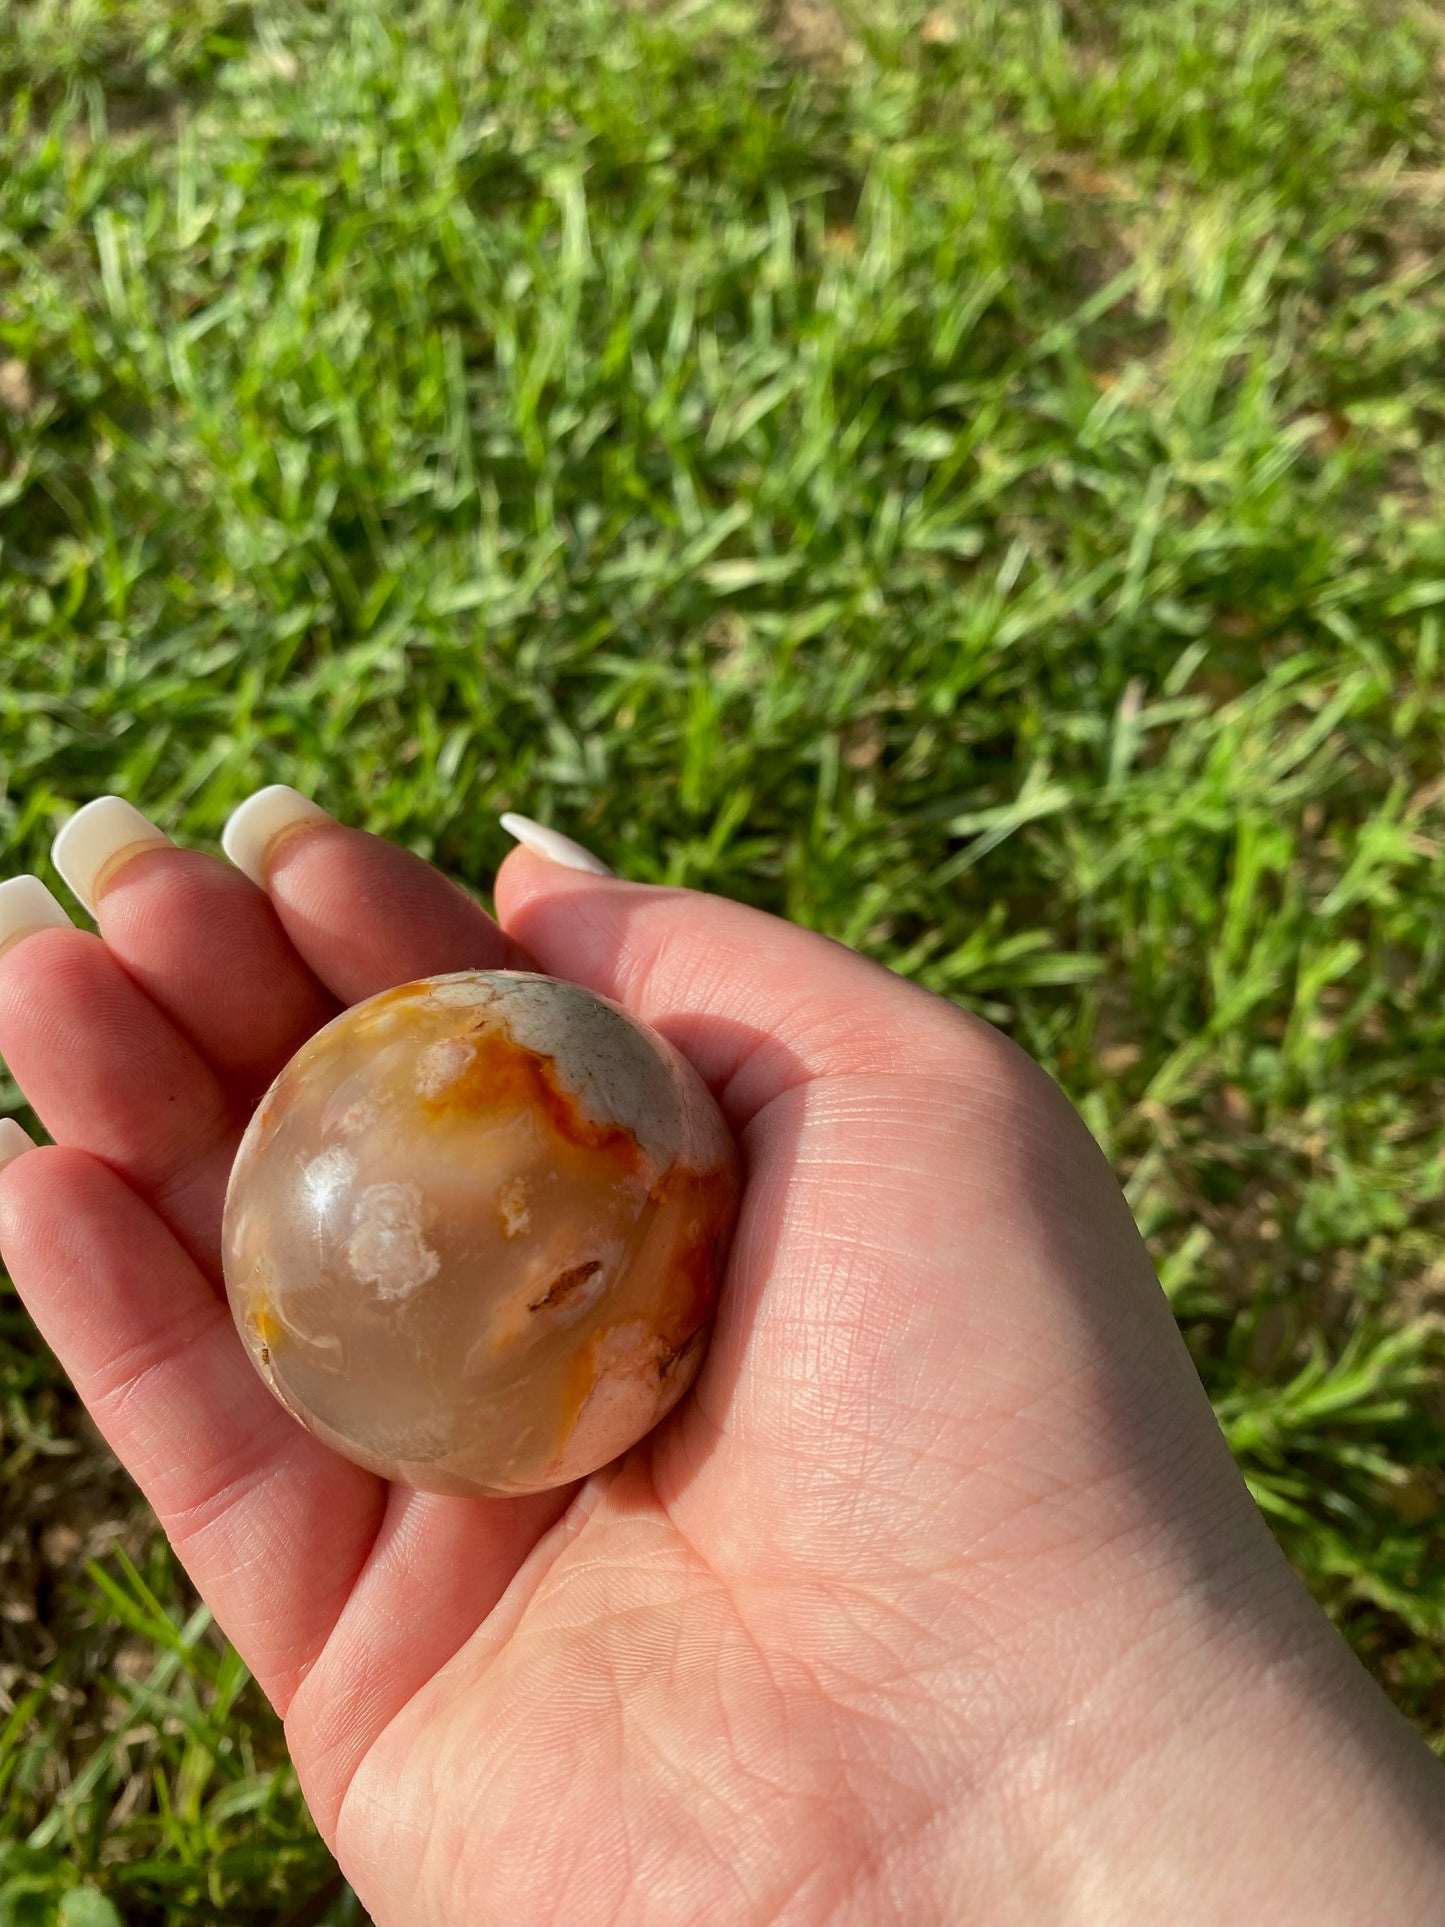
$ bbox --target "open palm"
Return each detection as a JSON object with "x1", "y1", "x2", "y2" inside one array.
[{"x1": 3, "y1": 807, "x2": 1443, "y2": 1926}]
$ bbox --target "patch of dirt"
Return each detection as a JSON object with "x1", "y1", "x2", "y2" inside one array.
[
  {"x1": 0, "y1": 359, "x2": 36, "y2": 418},
  {"x1": 768, "y1": 0, "x2": 859, "y2": 68}
]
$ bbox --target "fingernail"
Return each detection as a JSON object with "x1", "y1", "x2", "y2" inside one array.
[
  {"x1": 222, "y1": 785, "x2": 333, "y2": 888},
  {"x1": 0, "y1": 875, "x2": 73, "y2": 959},
  {"x1": 0, "y1": 1118, "x2": 36, "y2": 1172},
  {"x1": 52, "y1": 797, "x2": 173, "y2": 917},
  {"x1": 499, "y1": 813, "x2": 614, "y2": 877}
]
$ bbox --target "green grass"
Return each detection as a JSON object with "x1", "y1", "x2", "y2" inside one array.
[{"x1": 3, "y1": 0, "x2": 1445, "y2": 1915}]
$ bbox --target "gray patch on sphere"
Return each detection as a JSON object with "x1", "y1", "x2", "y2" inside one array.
[{"x1": 423, "y1": 970, "x2": 684, "y2": 1169}]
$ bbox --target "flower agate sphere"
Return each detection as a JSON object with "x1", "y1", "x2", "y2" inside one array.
[{"x1": 221, "y1": 971, "x2": 740, "y2": 1497}]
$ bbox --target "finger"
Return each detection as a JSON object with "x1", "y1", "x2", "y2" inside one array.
[
  {"x1": 0, "y1": 1136, "x2": 573, "y2": 1825},
  {"x1": 222, "y1": 787, "x2": 523, "y2": 1005},
  {"x1": 51, "y1": 797, "x2": 337, "y2": 1099},
  {"x1": 0, "y1": 1142, "x2": 385, "y2": 1707},
  {"x1": 0, "y1": 874, "x2": 71, "y2": 958},
  {"x1": 492, "y1": 831, "x2": 990, "y2": 1129},
  {"x1": 283, "y1": 1479, "x2": 570, "y2": 1843},
  {"x1": 0, "y1": 927, "x2": 238, "y2": 1275}
]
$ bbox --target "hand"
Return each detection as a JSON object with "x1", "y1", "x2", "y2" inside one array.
[{"x1": 2, "y1": 798, "x2": 1442, "y2": 1926}]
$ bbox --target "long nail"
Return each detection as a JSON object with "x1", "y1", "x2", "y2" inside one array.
[
  {"x1": 498, "y1": 813, "x2": 613, "y2": 877},
  {"x1": 0, "y1": 1118, "x2": 36, "y2": 1171},
  {"x1": 52, "y1": 798, "x2": 173, "y2": 917},
  {"x1": 222, "y1": 785, "x2": 334, "y2": 888},
  {"x1": 0, "y1": 875, "x2": 73, "y2": 959}
]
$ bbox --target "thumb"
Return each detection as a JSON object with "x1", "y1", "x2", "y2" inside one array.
[
  {"x1": 493, "y1": 819, "x2": 1003, "y2": 1129},
  {"x1": 491, "y1": 831, "x2": 1238, "y2": 1605},
  {"x1": 493, "y1": 818, "x2": 1186, "y2": 1453}
]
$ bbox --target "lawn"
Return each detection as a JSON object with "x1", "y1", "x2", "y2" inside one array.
[{"x1": 3, "y1": 0, "x2": 1445, "y2": 1917}]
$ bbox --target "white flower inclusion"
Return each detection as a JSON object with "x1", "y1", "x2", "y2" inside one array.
[
  {"x1": 347, "y1": 1181, "x2": 441, "y2": 1300},
  {"x1": 415, "y1": 1037, "x2": 473, "y2": 1098},
  {"x1": 303, "y1": 1146, "x2": 357, "y2": 1214}
]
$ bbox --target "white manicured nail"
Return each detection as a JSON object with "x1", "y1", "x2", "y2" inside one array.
[
  {"x1": 0, "y1": 1118, "x2": 36, "y2": 1171},
  {"x1": 499, "y1": 813, "x2": 613, "y2": 876},
  {"x1": 222, "y1": 785, "x2": 333, "y2": 888},
  {"x1": 52, "y1": 798, "x2": 172, "y2": 917},
  {"x1": 0, "y1": 875, "x2": 73, "y2": 959}
]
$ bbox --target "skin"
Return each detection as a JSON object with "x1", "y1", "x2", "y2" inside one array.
[{"x1": 1, "y1": 820, "x2": 1443, "y2": 1924}]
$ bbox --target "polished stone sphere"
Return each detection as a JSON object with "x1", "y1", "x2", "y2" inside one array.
[{"x1": 222, "y1": 970, "x2": 740, "y2": 1497}]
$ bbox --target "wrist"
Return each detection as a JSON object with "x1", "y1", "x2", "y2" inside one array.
[{"x1": 1015, "y1": 1542, "x2": 1445, "y2": 1924}]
